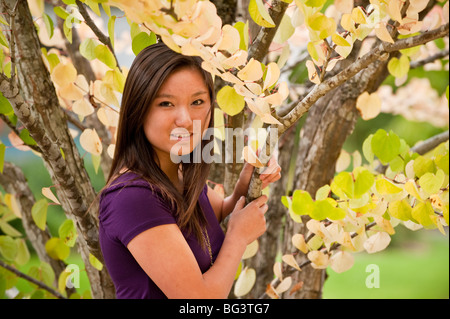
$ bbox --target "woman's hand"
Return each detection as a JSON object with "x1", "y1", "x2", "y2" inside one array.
[{"x1": 227, "y1": 195, "x2": 268, "y2": 245}]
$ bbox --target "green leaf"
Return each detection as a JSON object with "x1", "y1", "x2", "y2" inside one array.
[
  {"x1": 249, "y1": 0, "x2": 275, "y2": 28},
  {"x1": 411, "y1": 201, "x2": 435, "y2": 228},
  {"x1": 80, "y1": 38, "x2": 98, "y2": 61},
  {"x1": 216, "y1": 85, "x2": 245, "y2": 116},
  {"x1": 291, "y1": 190, "x2": 314, "y2": 215},
  {"x1": 92, "y1": 153, "x2": 101, "y2": 174},
  {"x1": 132, "y1": 32, "x2": 157, "y2": 56},
  {"x1": 310, "y1": 199, "x2": 333, "y2": 220},
  {"x1": 19, "y1": 129, "x2": 37, "y2": 146},
  {"x1": 28, "y1": 262, "x2": 55, "y2": 287},
  {"x1": 308, "y1": 12, "x2": 336, "y2": 40},
  {"x1": 31, "y1": 198, "x2": 48, "y2": 231},
  {"x1": 54, "y1": 6, "x2": 70, "y2": 20},
  {"x1": 333, "y1": 171, "x2": 354, "y2": 198},
  {"x1": 94, "y1": 44, "x2": 117, "y2": 69},
  {"x1": 304, "y1": 0, "x2": 327, "y2": 7},
  {"x1": 419, "y1": 169, "x2": 445, "y2": 195},
  {"x1": 413, "y1": 155, "x2": 436, "y2": 178},
  {"x1": 0, "y1": 235, "x2": 17, "y2": 261},
  {"x1": 362, "y1": 134, "x2": 374, "y2": 163},
  {"x1": 375, "y1": 177, "x2": 403, "y2": 194},
  {"x1": 387, "y1": 55, "x2": 410, "y2": 78},
  {"x1": 63, "y1": 20, "x2": 73, "y2": 43},
  {"x1": 234, "y1": 21, "x2": 249, "y2": 51},
  {"x1": 89, "y1": 253, "x2": 103, "y2": 271},
  {"x1": 14, "y1": 238, "x2": 30, "y2": 266},
  {"x1": 43, "y1": 13, "x2": 54, "y2": 39},
  {"x1": 45, "y1": 237, "x2": 70, "y2": 260},
  {"x1": 0, "y1": 143, "x2": 5, "y2": 174},
  {"x1": 389, "y1": 200, "x2": 412, "y2": 221},
  {"x1": 315, "y1": 185, "x2": 331, "y2": 201},
  {"x1": 354, "y1": 168, "x2": 375, "y2": 198},
  {"x1": 371, "y1": 129, "x2": 401, "y2": 164},
  {"x1": 435, "y1": 153, "x2": 449, "y2": 175},
  {"x1": 108, "y1": 16, "x2": 116, "y2": 49},
  {"x1": 0, "y1": 91, "x2": 13, "y2": 115},
  {"x1": 59, "y1": 219, "x2": 78, "y2": 247},
  {"x1": 0, "y1": 220, "x2": 21, "y2": 237}
]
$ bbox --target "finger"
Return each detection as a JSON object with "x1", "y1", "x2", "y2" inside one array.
[{"x1": 235, "y1": 196, "x2": 246, "y2": 210}]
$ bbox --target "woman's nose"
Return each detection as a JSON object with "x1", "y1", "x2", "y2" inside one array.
[{"x1": 174, "y1": 106, "x2": 193, "y2": 127}]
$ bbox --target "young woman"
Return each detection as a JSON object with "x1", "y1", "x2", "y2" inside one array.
[{"x1": 99, "y1": 42, "x2": 281, "y2": 299}]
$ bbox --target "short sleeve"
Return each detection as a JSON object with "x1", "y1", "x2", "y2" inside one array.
[{"x1": 100, "y1": 184, "x2": 176, "y2": 247}]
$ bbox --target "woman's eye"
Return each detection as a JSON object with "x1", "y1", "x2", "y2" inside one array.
[
  {"x1": 158, "y1": 101, "x2": 173, "y2": 107},
  {"x1": 192, "y1": 99, "x2": 204, "y2": 106}
]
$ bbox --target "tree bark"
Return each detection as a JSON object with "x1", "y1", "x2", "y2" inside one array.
[{"x1": 0, "y1": 0, "x2": 114, "y2": 298}]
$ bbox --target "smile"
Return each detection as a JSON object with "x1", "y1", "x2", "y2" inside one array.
[{"x1": 170, "y1": 133, "x2": 193, "y2": 141}]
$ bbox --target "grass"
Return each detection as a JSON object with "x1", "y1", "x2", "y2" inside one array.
[{"x1": 323, "y1": 229, "x2": 449, "y2": 299}]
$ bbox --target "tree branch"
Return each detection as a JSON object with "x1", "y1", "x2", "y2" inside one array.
[
  {"x1": 410, "y1": 49, "x2": 449, "y2": 69},
  {"x1": 0, "y1": 259, "x2": 67, "y2": 299},
  {"x1": 75, "y1": 0, "x2": 121, "y2": 72}
]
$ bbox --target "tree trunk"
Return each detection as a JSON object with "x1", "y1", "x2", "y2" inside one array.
[{"x1": 0, "y1": 0, "x2": 114, "y2": 298}]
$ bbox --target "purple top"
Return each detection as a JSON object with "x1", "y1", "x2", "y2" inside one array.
[{"x1": 99, "y1": 172, "x2": 225, "y2": 299}]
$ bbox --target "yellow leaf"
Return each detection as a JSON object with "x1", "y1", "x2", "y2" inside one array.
[
  {"x1": 234, "y1": 267, "x2": 256, "y2": 297},
  {"x1": 107, "y1": 144, "x2": 115, "y2": 159},
  {"x1": 332, "y1": 33, "x2": 351, "y2": 47},
  {"x1": 80, "y1": 128, "x2": 102, "y2": 156},
  {"x1": 282, "y1": 254, "x2": 301, "y2": 271},
  {"x1": 356, "y1": 91, "x2": 382, "y2": 120},
  {"x1": 292, "y1": 234, "x2": 309, "y2": 254},
  {"x1": 340, "y1": 13, "x2": 355, "y2": 32},
  {"x1": 388, "y1": 0, "x2": 404, "y2": 22},
  {"x1": 242, "y1": 240, "x2": 259, "y2": 259},
  {"x1": 59, "y1": 83, "x2": 84, "y2": 101},
  {"x1": 216, "y1": 85, "x2": 245, "y2": 116},
  {"x1": 249, "y1": 0, "x2": 276, "y2": 28},
  {"x1": 217, "y1": 24, "x2": 241, "y2": 54},
  {"x1": 237, "y1": 58, "x2": 263, "y2": 82},
  {"x1": 263, "y1": 62, "x2": 280, "y2": 91},
  {"x1": 72, "y1": 98, "x2": 95, "y2": 117},
  {"x1": 51, "y1": 62, "x2": 77, "y2": 88},
  {"x1": 336, "y1": 149, "x2": 351, "y2": 172},
  {"x1": 363, "y1": 231, "x2": 391, "y2": 253},
  {"x1": 329, "y1": 251, "x2": 354, "y2": 273},
  {"x1": 243, "y1": 145, "x2": 264, "y2": 168},
  {"x1": 273, "y1": 261, "x2": 283, "y2": 280},
  {"x1": 306, "y1": 60, "x2": 320, "y2": 84},
  {"x1": 374, "y1": 22, "x2": 394, "y2": 43},
  {"x1": 221, "y1": 50, "x2": 248, "y2": 69},
  {"x1": 42, "y1": 187, "x2": 60, "y2": 205},
  {"x1": 387, "y1": 55, "x2": 410, "y2": 78},
  {"x1": 351, "y1": 7, "x2": 367, "y2": 25},
  {"x1": 97, "y1": 106, "x2": 119, "y2": 128},
  {"x1": 307, "y1": 250, "x2": 329, "y2": 269},
  {"x1": 275, "y1": 276, "x2": 292, "y2": 295},
  {"x1": 4, "y1": 193, "x2": 21, "y2": 218}
]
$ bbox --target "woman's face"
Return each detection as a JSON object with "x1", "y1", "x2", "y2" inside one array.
[{"x1": 143, "y1": 67, "x2": 211, "y2": 163}]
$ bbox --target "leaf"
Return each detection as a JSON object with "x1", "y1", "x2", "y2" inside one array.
[
  {"x1": 304, "y1": 0, "x2": 327, "y2": 8},
  {"x1": 356, "y1": 91, "x2": 382, "y2": 120},
  {"x1": 389, "y1": 200, "x2": 413, "y2": 221},
  {"x1": 59, "y1": 219, "x2": 77, "y2": 247},
  {"x1": 306, "y1": 60, "x2": 320, "y2": 84},
  {"x1": 51, "y1": 62, "x2": 77, "y2": 88},
  {"x1": 330, "y1": 251, "x2": 354, "y2": 273},
  {"x1": 363, "y1": 232, "x2": 391, "y2": 254},
  {"x1": 310, "y1": 199, "x2": 334, "y2": 220},
  {"x1": 242, "y1": 240, "x2": 259, "y2": 259},
  {"x1": 411, "y1": 201, "x2": 435, "y2": 228},
  {"x1": 132, "y1": 32, "x2": 157, "y2": 56},
  {"x1": 0, "y1": 236, "x2": 17, "y2": 261},
  {"x1": 80, "y1": 38, "x2": 98, "y2": 61},
  {"x1": 89, "y1": 253, "x2": 103, "y2": 271},
  {"x1": 413, "y1": 156, "x2": 436, "y2": 178},
  {"x1": 282, "y1": 254, "x2": 301, "y2": 271},
  {"x1": 43, "y1": 13, "x2": 54, "y2": 39},
  {"x1": 216, "y1": 85, "x2": 245, "y2": 116},
  {"x1": 371, "y1": 129, "x2": 401, "y2": 164},
  {"x1": 387, "y1": 55, "x2": 410, "y2": 78},
  {"x1": 248, "y1": 0, "x2": 275, "y2": 28},
  {"x1": 80, "y1": 128, "x2": 103, "y2": 156},
  {"x1": 0, "y1": 221, "x2": 21, "y2": 237},
  {"x1": 0, "y1": 143, "x2": 5, "y2": 174},
  {"x1": 234, "y1": 267, "x2": 256, "y2": 297},
  {"x1": 237, "y1": 58, "x2": 263, "y2": 82},
  {"x1": 419, "y1": 169, "x2": 445, "y2": 195},
  {"x1": 31, "y1": 199, "x2": 48, "y2": 231},
  {"x1": 275, "y1": 276, "x2": 292, "y2": 295},
  {"x1": 45, "y1": 237, "x2": 70, "y2": 260},
  {"x1": 94, "y1": 44, "x2": 117, "y2": 69},
  {"x1": 72, "y1": 98, "x2": 95, "y2": 117},
  {"x1": 291, "y1": 190, "x2": 314, "y2": 216},
  {"x1": 263, "y1": 62, "x2": 280, "y2": 91},
  {"x1": 354, "y1": 168, "x2": 375, "y2": 198},
  {"x1": 292, "y1": 234, "x2": 309, "y2": 254},
  {"x1": 333, "y1": 171, "x2": 354, "y2": 198},
  {"x1": 307, "y1": 250, "x2": 329, "y2": 269},
  {"x1": 243, "y1": 145, "x2": 264, "y2": 168},
  {"x1": 14, "y1": 238, "x2": 30, "y2": 266},
  {"x1": 375, "y1": 177, "x2": 403, "y2": 194},
  {"x1": 308, "y1": 12, "x2": 336, "y2": 40},
  {"x1": 374, "y1": 22, "x2": 394, "y2": 43},
  {"x1": 108, "y1": 15, "x2": 116, "y2": 49}
]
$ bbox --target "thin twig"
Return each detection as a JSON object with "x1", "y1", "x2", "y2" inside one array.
[
  {"x1": 410, "y1": 49, "x2": 449, "y2": 69},
  {"x1": 0, "y1": 259, "x2": 67, "y2": 299}
]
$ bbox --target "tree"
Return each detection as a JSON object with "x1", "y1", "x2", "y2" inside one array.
[{"x1": 0, "y1": 0, "x2": 448, "y2": 299}]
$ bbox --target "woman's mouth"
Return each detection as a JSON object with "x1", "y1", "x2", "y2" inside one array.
[{"x1": 170, "y1": 133, "x2": 192, "y2": 142}]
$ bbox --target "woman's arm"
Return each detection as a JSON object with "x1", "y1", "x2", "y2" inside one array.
[{"x1": 127, "y1": 195, "x2": 268, "y2": 298}]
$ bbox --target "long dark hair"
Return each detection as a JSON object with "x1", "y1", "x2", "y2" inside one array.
[{"x1": 107, "y1": 42, "x2": 215, "y2": 245}]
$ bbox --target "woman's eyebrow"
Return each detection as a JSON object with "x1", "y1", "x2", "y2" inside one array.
[{"x1": 155, "y1": 91, "x2": 208, "y2": 99}]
